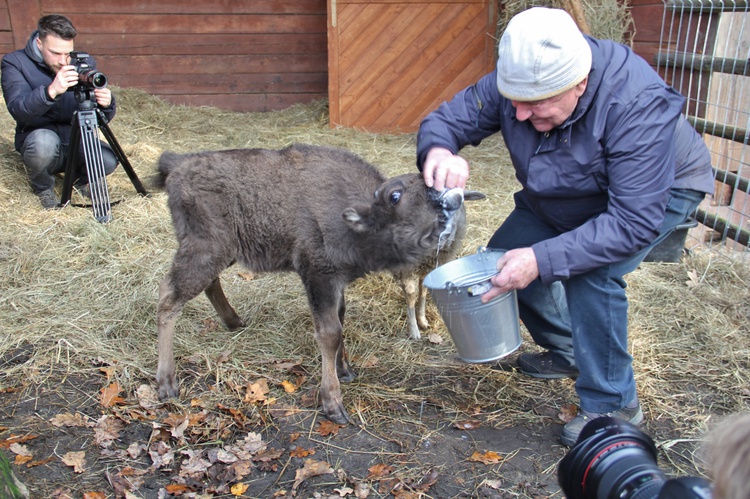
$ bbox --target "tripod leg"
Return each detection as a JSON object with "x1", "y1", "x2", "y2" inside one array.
[
  {"x1": 77, "y1": 109, "x2": 112, "y2": 222},
  {"x1": 60, "y1": 116, "x2": 81, "y2": 206},
  {"x1": 96, "y1": 108, "x2": 149, "y2": 196}
]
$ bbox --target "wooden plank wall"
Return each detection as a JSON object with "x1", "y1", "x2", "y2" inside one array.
[
  {"x1": 328, "y1": 0, "x2": 497, "y2": 133},
  {"x1": 2, "y1": 0, "x2": 328, "y2": 112}
]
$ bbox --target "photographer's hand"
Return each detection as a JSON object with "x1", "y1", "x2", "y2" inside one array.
[
  {"x1": 48, "y1": 65, "x2": 78, "y2": 99},
  {"x1": 94, "y1": 87, "x2": 112, "y2": 108}
]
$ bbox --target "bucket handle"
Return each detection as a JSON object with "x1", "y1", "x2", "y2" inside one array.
[{"x1": 445, "y1": 275, "x2": 497, "y2": 297}]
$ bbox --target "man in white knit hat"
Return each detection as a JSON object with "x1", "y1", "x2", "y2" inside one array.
[{"x1": 416, "y1": 7, "x2": 714, "y2": 445}]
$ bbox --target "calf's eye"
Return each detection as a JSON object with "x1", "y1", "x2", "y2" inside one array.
[{"x1": 389, "y1": 191, "x2": 402, "y2": 205}]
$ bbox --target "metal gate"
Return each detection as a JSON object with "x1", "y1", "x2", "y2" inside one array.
[{"x1": 655, "y1": 0, "x2": 750, "y2": 255}]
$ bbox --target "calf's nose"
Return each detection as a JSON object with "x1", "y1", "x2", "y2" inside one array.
[{"x1": 439, "y1": 188, "x2": 464, "y2": 212}]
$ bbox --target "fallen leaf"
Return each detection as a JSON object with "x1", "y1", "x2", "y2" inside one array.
[
  {"x1": 231, "y1": 482, "x2": 249, "y2": 495},
  {"x1": 149, "y1": 440, "x2": 175, "y2": 469},
  {"x1": 61, "y1": 451, "x2": 86, "y2": 473},
  {"x1": 353, "y1": 480, "x2": 370, "y2": 498},
  {"x1": 9, "y1": 443, "x2": 32, "y2": 457},
  {"x1": 100, "y1": 382, "x2": 125, "y2": 408},
  {"x1": 558, "y1": 403, "x2": 579, "y2": 424},
  {"x1": 317, "y1": 420, "x2": 344, "y2": 437},
  {"x1": 454, "y1": 419, "x2": 481, "y2": 430},
  {"x1": 0, "y1": 434, "x2": 37, "y2": 449},
  {"x1": 293, "y1": 459, "x2": 334, "y2": 490},
  {"x1": 468, "y1": 451, "x2": 504, "y2": 465},
  {"x1": 281, "y1": 380, "x2": 297, "y2": 393},
  {"x1": 83, "y1": 492, "x2": 106, "y2": 499},
  {"x1": 127, "y1": 442, "x2": 147, "y2": 459},
  {"x1": 366, "y1": 463, "x2": 394, "y2": 480},
  {"x1": 334, "y1": 486, "x2": 355, "y2": 497},
  {"x1": 414, "y1": 468, "x2": 439, "y2": 492},
  {"x1": 482, "y1": 478, "x2": 503, "y2": 490},
  {"x1": 216, "y1": 350, "x2": 232, "y2": 365},
  {"x1": 290, "y1": 446, "x2": 315, "y2": 458},
  {"x1": 165, "y1": 484, "x2": 191, "y2": 494},
  {"x1": 237, "y1": 271, "x2": 255, "y2": 281},
  {"x1": 427, "y1": 333, "x2": 444, "y2": 344},
  {"x1": 94, "y1": 415, "x2": 125, "y2": 448},
  {"x1": 135, "y1": 384, "x2": 161, "y2": 410},
  {"x1": 170, "y1": 417, "x2": 190, "y2": 439},
  {"x1": 50, "y1": 412, "x2": 91, "y2": 428},
  {"x1": 244, "y1": 379, "x2": 270, "y2": 404}
]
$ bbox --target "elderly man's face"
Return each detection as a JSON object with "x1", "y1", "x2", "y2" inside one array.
[
  {"x1": 37, "y1": 34, "x2": 74, "y2": 74},
  {"x1": 511, "y1": 78, "x2": 588, "y2": 132}
]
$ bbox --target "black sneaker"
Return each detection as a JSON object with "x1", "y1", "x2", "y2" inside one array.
[
  {"x1": 37, "y1": 189, "x2": 60, "y2": 209},
  {"x1": 560, "y1": 404, "x2": 644, "y2": 447},
  {"x1": 517, "y1": 352, "x2": 579, "y2": 379}
]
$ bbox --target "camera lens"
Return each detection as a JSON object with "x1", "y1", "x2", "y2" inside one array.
[
  {"x1": 558, "y1": 416, "x2": 666, "y2": 499},
  {"x1": 78, "y1": 69, "x2": 108, "y2": 89}
]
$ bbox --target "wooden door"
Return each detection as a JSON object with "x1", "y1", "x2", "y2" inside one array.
[{"x1": 328, "y1": 0, "x2": 497, "y2": 132}]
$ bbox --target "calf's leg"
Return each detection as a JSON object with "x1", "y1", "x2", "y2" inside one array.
[
  {"x1": 205, "y1": 277, "x2": 245, "y2": 330},
  {"x1": 156, "y1": 248, "x2": 233, "y2": 400},
  {"x1": 395, "y1": 271, "x2": 423, "y2": 340},
  {"x1": 306, "y1": 280, "x2": 352, "y2": 424}
]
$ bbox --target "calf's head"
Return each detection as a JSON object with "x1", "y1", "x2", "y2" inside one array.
[{"x1": 342, "y1": 173, "x2": 484, "y2": 262}]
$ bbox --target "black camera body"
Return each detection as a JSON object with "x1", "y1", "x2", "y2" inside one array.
[
  {"x1": 69, "y1": 51, "x2": 108, "y2": 89},
  {"x1": 558, "y1": 417, "x2": 712, "y2": 499}
]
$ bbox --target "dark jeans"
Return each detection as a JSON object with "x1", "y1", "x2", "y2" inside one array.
[
  {"x1": 487, "y1": 188, "x2": 705, "y2": 413},
  {"x1": 21, "y1": 128, "x2": 118, "y2": 193}
]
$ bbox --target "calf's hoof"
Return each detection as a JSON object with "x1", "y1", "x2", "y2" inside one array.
[
  {"x1": 156, "y1": 375, "x2": 179, "y2": 401},
  {"x1": 324, "y1": 404, "x2": 350, "y2": 425},
  {"x1": 224, "y1": 316, "x2": 246, "y2": 330}
]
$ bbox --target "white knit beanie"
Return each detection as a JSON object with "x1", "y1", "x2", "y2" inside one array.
[{"x1": 496, "y1": 7, "x2": 592, "y2": 102}]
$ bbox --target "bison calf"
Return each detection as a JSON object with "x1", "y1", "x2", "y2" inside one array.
[
  {"x1": 393, "y1": 191, "x2": 485, "y2": 340},
  {"x1": 155, "y1": 144, "x2": 473, "y2": 424}
]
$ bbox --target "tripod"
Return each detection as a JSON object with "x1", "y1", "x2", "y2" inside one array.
[{"x1": 59, "y1": 86, "x2": 149, "y2": 223}]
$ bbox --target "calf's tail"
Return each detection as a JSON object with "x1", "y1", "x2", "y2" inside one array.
[{"x1": 152, "y1": 151, "x2": 182, "y2": 190}]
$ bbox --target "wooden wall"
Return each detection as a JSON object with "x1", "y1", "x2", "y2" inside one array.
[
  {"x1": 1, "y1": 0, "x2": 328, "y2": 112},
  {"x1": 328, "y1": 0, "x2": 497, "y2": 133}
]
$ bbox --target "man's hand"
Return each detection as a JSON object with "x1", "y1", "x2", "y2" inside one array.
[
  {"x1": 47, "y1": 65, "x2": 78, "y2": 99},
  {"x1": 481, "y1": 248, "x2": 540, "y2": 303},
  {"x1": 94, "y1": 87, "x2": 112, "y2": 108},
  {"x1": 422, "y1": 147, "x2": 469, "y2": 191}
]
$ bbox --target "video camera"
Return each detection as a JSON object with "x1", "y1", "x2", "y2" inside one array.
[
  {"x1": 558, "y1": 417, "x2": 712, "y2": 499},
  {"x1": 69, "y1": 51, "x2": 108, "y2": 89}
]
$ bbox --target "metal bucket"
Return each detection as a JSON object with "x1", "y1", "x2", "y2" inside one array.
[{"x1": 423, "y1": 248, "x2": 522, "y2": 363}]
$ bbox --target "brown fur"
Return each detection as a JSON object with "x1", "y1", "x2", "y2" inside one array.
[{"x1": 155, "y1": 143, "x2": 469, "y2": 424}]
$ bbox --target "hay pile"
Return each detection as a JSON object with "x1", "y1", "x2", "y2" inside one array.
[{"x1": 0, "y1": 87, "x2": 748, "y2": 486}]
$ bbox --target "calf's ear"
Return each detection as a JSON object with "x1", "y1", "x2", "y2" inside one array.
[
  {"x1": 343, "y1": 205, "x2": 373, "y2": 233},
  {"x1": 464, "y1": 190, "x2": 487, "y2": 201}
]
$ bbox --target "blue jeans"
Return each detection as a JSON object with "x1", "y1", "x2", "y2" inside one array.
[
  {"x1": 21, "y1": 128, "x2": 118, "y2": 193},
  {"x1": 487, "y1": 188, "x2": 705, "y2": 413}
]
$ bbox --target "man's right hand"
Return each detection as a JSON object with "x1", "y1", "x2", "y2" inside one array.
[
  {"x1": 47, "y1": 64, "x2": 78, "y2": 99},
  {"x1": 422, "y1": 147, "x2": 470, "y2": 191}
]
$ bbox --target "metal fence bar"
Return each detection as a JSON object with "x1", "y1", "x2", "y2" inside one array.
[{"x1": 658, "y1": 0, "x2": 750, "y2": 257}]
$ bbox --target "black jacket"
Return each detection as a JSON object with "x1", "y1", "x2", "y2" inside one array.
[{"x1": 1, "y1": 31, "x2": 116, "y2": 151}]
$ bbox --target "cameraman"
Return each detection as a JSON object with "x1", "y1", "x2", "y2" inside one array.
[{"x1": 1, "y1": 14, "x2": 117, "y2": 209}]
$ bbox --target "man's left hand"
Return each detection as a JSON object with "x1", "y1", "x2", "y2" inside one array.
[
  {"x1": 93, "y1": 87, "x2": 112, "y2": 108},
  {"x1": 481, "y1": 247, "x2": 540, "y2": 303}
]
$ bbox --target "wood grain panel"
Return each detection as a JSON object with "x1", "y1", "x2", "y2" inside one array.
[
  {"x1": 329, "y1": 0, "x2": 496, "y2": 132},
  {"x1": 41, "y1": 0, "x2": 326, "y2": 15}
]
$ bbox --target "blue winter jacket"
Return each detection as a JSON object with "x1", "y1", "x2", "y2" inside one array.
[
  {"x1": 416, "y1": 36, "x2": 714, "y2": 285},
  {"x1": 1, "y1": 31, "x2": 116, "y2": 152}
]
